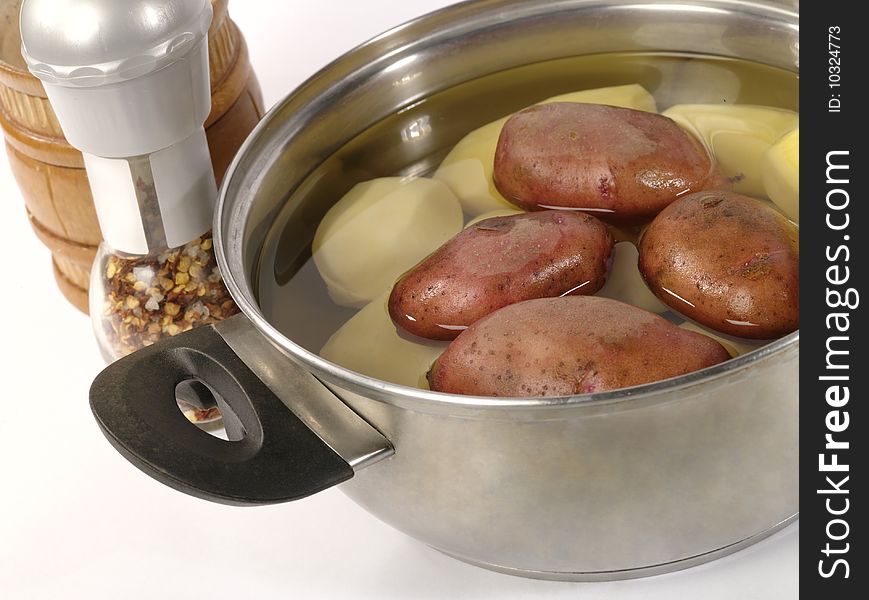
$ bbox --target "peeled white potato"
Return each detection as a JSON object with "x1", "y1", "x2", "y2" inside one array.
[
  {"x1": 432, "y1": 118, "x2": 513, "y2": 217},
  {"x1": 661, "y1": 104, "x2": 798, "y2": 198},
  {"x1": 313, "y1": 177, "x2": 463, "y2": 308},
  {"x1": 762, "y1": 128, "x2": 799, "y2": 222},
  {"x1": 679, "y1": 321, "x2": 767, "y2": 358},
  {"x1": 541, "y1": 83, "x2": 658, "y2": 113},
  {"x1": 320, "y1": 292, "x2": 448, "y2": 388},
  {"x1": 598, "y1": 242, "x2": 669, "y2": 313},
  {"x1": 465, "y1": 208, "x2": 524, "y2": 227},
  {"x1": 434, "y1": 84, "x2": 658, "y2": 216}
]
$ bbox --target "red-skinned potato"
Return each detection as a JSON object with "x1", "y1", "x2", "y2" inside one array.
[
  {"x1": 638, "y1": 190, "x2": 799, "y2": 339},
  {"x1": 389, "y1": 211, "x2": 614, "y2": 340},
  {"x1": 493, "y1": 102, "x2": 722, "y2": 222},
  {"x1": 428, "y1": 296, "x2": 730, "y2": 397}
]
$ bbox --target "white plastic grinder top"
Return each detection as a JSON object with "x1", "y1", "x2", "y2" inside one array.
[{"x1": 19, "y1": 0, "x2": 217, "y2": 255}]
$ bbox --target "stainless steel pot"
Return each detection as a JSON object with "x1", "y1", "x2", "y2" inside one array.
[{"x1": 90, "y1": 0, "x2": 799, "y2": 581}]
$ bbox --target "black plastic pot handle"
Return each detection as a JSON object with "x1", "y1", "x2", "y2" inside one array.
[{"x1": 89, "y1": 324, "x2": 354, "y2": 506}]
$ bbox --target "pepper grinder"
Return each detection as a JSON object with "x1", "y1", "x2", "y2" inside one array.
[{"x1": 20, "y1": 0, "x2": 239, "y2": 373}]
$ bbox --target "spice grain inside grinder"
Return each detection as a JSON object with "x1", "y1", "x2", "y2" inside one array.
[{"x1": 19, "y1": 0, "x2": 239, "y2": 371}]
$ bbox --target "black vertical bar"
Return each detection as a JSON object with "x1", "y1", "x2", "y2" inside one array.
[{"x1": 801, "y1": 1, "x2": 865, "y2": 595}]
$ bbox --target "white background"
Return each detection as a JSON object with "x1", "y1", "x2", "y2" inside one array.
[{"x1": 0, "y1": 1, "x2": 797, "y2": 598}]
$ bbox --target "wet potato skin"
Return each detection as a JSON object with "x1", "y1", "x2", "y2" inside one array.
[
  {"x1": 493, "y1": 103, "x2": 721, "y2": 222},
  {"x1": 389, "y1": 211, "x2": 614, "y2": 340},
  {"x1": 428, "y1": 296, "x2": 731, "y2": 397},
  {"x1": 638, "y1": 190, "x2": 799, "y2": 339}
]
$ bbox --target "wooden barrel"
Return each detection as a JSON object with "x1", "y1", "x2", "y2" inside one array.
[{"x1": 0, "y1": 0, "x2": 265, "y2": 313}]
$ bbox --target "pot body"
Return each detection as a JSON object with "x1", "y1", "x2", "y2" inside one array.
[
  {"x1": 92, "y1": 0, "x2": 800, "y2": 582},
  {"x1": 210, "y1": 0, "x2": 799, "y2": 580},
  {"x1": 329, "y1": 348, "x2": 797, "y2": 578}
]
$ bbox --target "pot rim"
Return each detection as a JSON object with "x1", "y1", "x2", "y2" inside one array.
[{"x1": 214, "y1": 0, "x2": 799, "y2": 411}]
